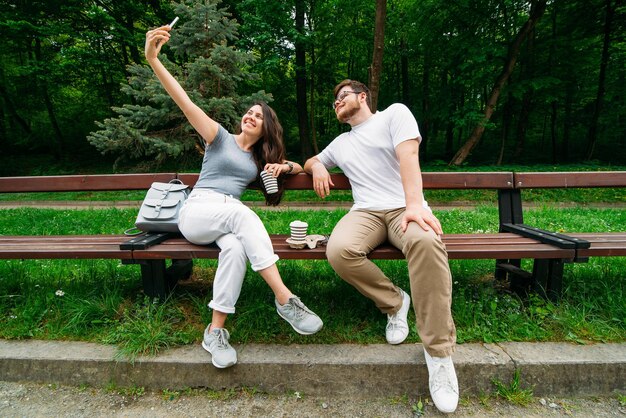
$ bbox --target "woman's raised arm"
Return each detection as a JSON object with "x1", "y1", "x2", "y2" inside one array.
[{"x1": 145, "y1": 26, "x2": 218, "y2": 144}]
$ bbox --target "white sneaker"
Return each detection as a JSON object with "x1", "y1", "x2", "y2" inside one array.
[
  {"x1": 424, "y1": 349, "x2": 459, "y2": 413},
  {"x1": 385, "y1": 289, "x2": 410, "y2": 344},
  {"x1": 201, "y1": 325, "x2": 237, "y2": 369}
]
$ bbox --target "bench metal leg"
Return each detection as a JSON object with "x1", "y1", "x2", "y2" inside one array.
[
  {"x1": 496, "y1": 189, "x2": 524, "y2": 283},
  {"x1": 140, "y1": 260, "x2": 168, "y2": 299},
  {"x1": 498, "y1": 189, "x2": 524, "y2": 226},
  {"x1": 495, "y1": 258, "x2": 521, "y2": 281},
  {"x1": 139, "y1": 259, "x2": 194, "y2": 300},
  {"x1": 532, "y1": 259, "x2": 565, "y2": 301},
  {"x1": 496, "y1": 261, "x2": 531, "y2": 296},
  {"x1": 496, "y1": 258, "x2": 565, "y2": 301},
  {"x1": 167, "y1": 259, "x2": 194, "y2": 285}
]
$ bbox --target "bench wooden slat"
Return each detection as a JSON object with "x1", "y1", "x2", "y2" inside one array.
[
  {"x1": 442, "y1": 233, "x2": 546, "y2": 242},
  {"x1": 0, "y1": 233, "x2": 576, "y2": 261},
  {"x1": 514, "y1": 171, "x2": 626, "y2": 189},
  {"x1": 567, "y1": 232, "x2": 626, "y2": 240},
  {"x1": 0, "y1": 235, "x2": 131, "y2": 244},
  {"x1": 3, "y1": 171, "x2": 622, "y2": 191},
  {"x1": 568, "y1": 233, "x2": 626, "y2": 257},
  {"x1": 422, "y1": 172, "x2": 514, "y2": 189},
  {"x1": 444, "y1": 244, "x2": 574, "y2": 259},
  {"x1": 177, "y1": 172, "x2": 515, "y2": 191},
  {"x1": 0, "y1": 172, "x2": 514, "y2": 193},
  {"x1": 127, "y1": 233, "x2": 574, "y2": 261},
  {"x1": 0, "y1": 174, "x2": 177, "y2": 193},
  {"x1": 0, "y1": 235, "x2": 133, "y2": 259},
  {"x1": 0, "y1": 247, "x2": 133, "y2": 259}
]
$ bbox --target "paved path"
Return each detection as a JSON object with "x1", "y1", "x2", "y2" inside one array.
[{"x1": 2, "y1": 380, "x2": 625, "y2": 417}]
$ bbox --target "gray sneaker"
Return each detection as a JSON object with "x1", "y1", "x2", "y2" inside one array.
[
  {"x1": 275, "y1": 296, "x2": 323, "y2": 335},
  {"x1": 201, "y1": 325, "x2": 237, "y2": 369}
]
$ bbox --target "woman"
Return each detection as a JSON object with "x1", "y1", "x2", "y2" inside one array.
[{"x1": 145, "y1": 25, "x2": 322, "y2": 369}]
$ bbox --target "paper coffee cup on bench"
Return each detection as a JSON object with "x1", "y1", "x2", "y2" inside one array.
[
  {"x1": 289, "y1": 220, "x2": 308, "y2": 242},
  {"x1": 260, "y1": 170, "x2": 279, "y2": 194}
]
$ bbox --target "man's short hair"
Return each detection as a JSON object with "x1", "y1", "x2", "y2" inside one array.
[{"x1": 334, "y1": 79, "x2": 371, "y2": 109}]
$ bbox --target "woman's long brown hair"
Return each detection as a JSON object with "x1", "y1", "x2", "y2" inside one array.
[{"x1": 250, "y1": 101, "x2": 286, "y2": 206}]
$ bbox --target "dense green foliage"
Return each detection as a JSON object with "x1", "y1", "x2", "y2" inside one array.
[
  {"x1": 1, "y1": 0, "x2": 625, "y2": 170},
  {"x1": 86, "y1": 1, "x2": 272, "y2": 169}
]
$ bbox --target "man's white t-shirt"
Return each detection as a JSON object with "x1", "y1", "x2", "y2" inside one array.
[{"x1": 317, "y1": 103, "x2": 428, "y2": 211}]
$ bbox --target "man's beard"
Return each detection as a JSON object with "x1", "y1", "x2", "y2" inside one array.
[{"x1": 336, "y1": 101, "x2": 360, "y2": 123}]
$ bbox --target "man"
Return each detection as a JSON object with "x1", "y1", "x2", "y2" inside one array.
[{"x1": 304, "y1": 80, "x2": 458, "y2": 413}]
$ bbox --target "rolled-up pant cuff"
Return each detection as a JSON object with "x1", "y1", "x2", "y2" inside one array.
[{"x1": 208, "y1": 300, "x2": 236, "y2": 314}]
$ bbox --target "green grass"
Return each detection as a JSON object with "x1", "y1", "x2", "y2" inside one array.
[
  {"x1": 1, "y1": 184, "x2": 624, "y2": 205},
  {"x1": 0, "y1": 205, "x2": 624, "y2": 359},
  {"x1": 1, "y1": 188, "x2": 623, "y2": 217},
  {"x1": 492, "y1": 369, "x2": 534, "y2": 406},
  {"x1": 0, "y1": 190, "x2": 149, "y2": 202}
]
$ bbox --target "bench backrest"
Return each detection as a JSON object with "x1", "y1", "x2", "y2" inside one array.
[
  {"x1": 2, "y1": 171, "x2": 624, "y2": 193},
  {"x1": 0, "y1": 173, "x2": 177, "y2": 193},
  {"x1": 182, "y1": 172, "x2": 515, "y2": 190},
  {"x1": 0, "y1": 172, "x2": 515, "y2": 193},
  {"x1": 514, "y1": 171, "x2": 626, "y2": 189}
]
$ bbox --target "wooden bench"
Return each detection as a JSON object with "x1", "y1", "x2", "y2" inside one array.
[
  {"x1": 497, "y1": 171, "x2": 626, "y2": 296},
  {"x1": 0, "y1": 171, "x2": 623, "y2": 300}
]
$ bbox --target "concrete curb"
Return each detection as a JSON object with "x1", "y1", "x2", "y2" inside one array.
[{"x1": 1, "y1": 340, "x2": 624, "y2": 397}]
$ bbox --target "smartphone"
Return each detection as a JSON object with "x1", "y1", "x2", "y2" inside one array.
[{"x1": 168, "y1": 16, "x2": 179, "y2": 28}]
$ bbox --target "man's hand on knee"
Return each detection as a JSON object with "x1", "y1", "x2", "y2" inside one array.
[{"x1": 401, "y1": 207, "x2": 443, "y2": 235}]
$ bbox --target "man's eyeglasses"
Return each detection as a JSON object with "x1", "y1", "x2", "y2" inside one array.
[{"x1": 332, "y1": 91, "x2": 361, "y2": 109}]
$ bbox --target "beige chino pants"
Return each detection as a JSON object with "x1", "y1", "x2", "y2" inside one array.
[{"x1": 326, "y1": 208, "x2": 456, "y2": 357}]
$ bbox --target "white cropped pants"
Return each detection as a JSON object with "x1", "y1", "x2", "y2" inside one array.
[{"x1": 178, "y1": 189, "x2": 279, "y2": 314}]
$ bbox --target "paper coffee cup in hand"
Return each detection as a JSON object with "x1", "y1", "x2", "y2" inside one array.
[
  {"x1": 260, "y1": 170, "x2": 279, "y2": 194},
  {"x1": 289, "y1": 220, "x2": 308, "y2": 242}
]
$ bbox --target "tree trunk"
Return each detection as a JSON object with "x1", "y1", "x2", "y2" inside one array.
[
  {"x1": 563, "y1": 83, "x2": 573, "y2": 162},
  {"x1": 421, "y1": 51, "x2": 430, "y2": 156},
  {"x1": 514, "y1": 27, "x2": 536, "y2": 159},
  {"x1": 125, "y1": 15, "x2": 142, "y2": 65},
  {"x1": 295, "y1": 0, "x2": 312, "y2": 159},
  {"x1": 514, "y1": 91, "x2": 532, "y2": 158},
  {"x1": 309, "y1": 21, "x2": 319, "y2": 156},
  {"x1": 499, "y1": 92, "x2": 514, "y2": 165},
  {"x1": 444, "y1": 68, "x2": 455, "y2": 159},
  {"x1": 551, "y1": 101, "x2": 558, "y2": 163},
  {"x1": 445, "y1": 122, "x2": 454, "y2": 159},
  {"x1": 34, "y1": 38, "x2": 64, "y2": 158},
  {"x1": 549, "y1": 3, "x2": 558, "y2": 163},
  {"x1": 368, "y1": 0, "x2": 386, "y2": 111},
  {"x1": 585, "y1": 0, "x2": 614, "y2": 160},
  {"x1": 400, "y1": 38, "x2": 410, "y2": 106},
  {"x1": 98, "y1": 39, "x2": 115, "y2": 107},
  {"x1": 449, "y1": 0, "x2": 547, "y2": 166},
  {"x1": 0, "y1": 83, "x2": 32, "y2": 136}
]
